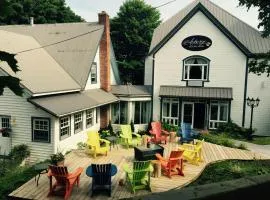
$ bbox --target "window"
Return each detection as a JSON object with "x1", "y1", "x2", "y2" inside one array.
[
  {"x1": 111, "y1": 101, "x2": 128, "y2": 124},
  {"x1": 183, "y1": 57, "x2": 209, "y2": 81},
  {"x1": 91, "y1": 62, "x2": 97, "y2": 84},
  {"x1": 32, "y1": 117, "x2": 50, "y2": 143},
  {"x1": 209, "y1": 101, "x2": 229, "y2": 129},
  {"x1": 0, "y1": 116, "x2": 10, "y2": 128},
  {"x1": 60, "y1": 116, "x2": 70, "y2": 140},
  {"x1": 133, "y1": 101, "x2": 151, "y2": 124},
  {"x1": 162, "y1": 98, "x2": 179, "y2": 126},
  {"x1": 74, "y1": 112, "x2": 83, "y2": 133},
  {"x1": 86, "y1": 109, "x2": 94, "y2": 128}
]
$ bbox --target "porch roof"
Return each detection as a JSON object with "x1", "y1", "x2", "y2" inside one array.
[
  {"x1": 29, "y1": 89, "x2": 119, "y2": 117},
  {"x1": 159, "y1": 86, "x2": 233, "y2": 100},
  {"x1": 111, "y1": 85, "x2": 152, "y2": 97}
]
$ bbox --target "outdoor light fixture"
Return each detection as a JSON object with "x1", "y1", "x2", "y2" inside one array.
[{"x1": 246, "y1": 97, "x2": 260, "y2": 140}]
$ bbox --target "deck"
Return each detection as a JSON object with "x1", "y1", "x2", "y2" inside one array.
[{"x1": 9, "y1": 141, "x2": 269, "y2": 200}]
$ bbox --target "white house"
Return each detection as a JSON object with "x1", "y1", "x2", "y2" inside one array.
[
  {"x1": 0, "y1": 12, "x2": 122, "y2": 161},
  {"x1": 145, "y1": 0, "x2": 270, "y2": 135}
]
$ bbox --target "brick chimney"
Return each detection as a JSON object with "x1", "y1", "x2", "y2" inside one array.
[{"x1": 98, "y1": 11, "x2": 111, "y2": 92}]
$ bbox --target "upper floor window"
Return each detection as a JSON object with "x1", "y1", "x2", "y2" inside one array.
[
  {"x1": 91, "y1": 62, "x2": 97, "y2": 84},
  {"x1": 183, "y1": 56, "x2": 209, "y2": 81}
]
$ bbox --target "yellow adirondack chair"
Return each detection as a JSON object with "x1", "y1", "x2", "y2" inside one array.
[
  {"x1": 86, "y1": 131, "x2": 110, "y2": 158},
  {"x1": 120, "y1": 125, "x2": 141, "y2": 148},
  {"x1": 178, "y1": 139, "x2": 204, "y2": 165}
]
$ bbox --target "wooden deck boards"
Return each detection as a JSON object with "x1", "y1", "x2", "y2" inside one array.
[{"x1": 9, "y1": 141, "x2": 269, "y2": 200}]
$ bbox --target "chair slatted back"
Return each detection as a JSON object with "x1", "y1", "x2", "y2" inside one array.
[
  {"x1": 181, "y1": 123, "x2": 192, "y2": 138},
  {"x1": 87, "y1": 131, "x2": 100, "y2": 148},
  {"x1": 133, "y1": 161, "x2": 150, "y2": 182},
  {"x1": 151, "y1": 122, "x2": 162, "y2": 138},
  {"x1": 92, "y1": 164, "x2": 112, "y2": 186},
  {"x1": 49, "y1": 165, "x2": 69, "y2": 185},
  {"x1": 168, "y1": 150, "x2": 183, "y2": 168},
  {"x1": 120, "y1": 125, "x2": 132, "y2": 139}
]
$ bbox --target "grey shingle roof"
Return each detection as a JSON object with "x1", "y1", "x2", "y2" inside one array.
[
  {"x1": 29, "y1": 89, "x2": 119, "y2": 116},
  {"x1": 111, "y1": 85, "x2": 152, "y2": 97},
  {"x1": 149, "y1": 0, "x2": 270, "y2": 55},
  {"x1": 0, "y1": 22, "x2": 104, "y2": 91},
  {"x1": 159, "y1": 85, "x2": 233, "y2": 100}
]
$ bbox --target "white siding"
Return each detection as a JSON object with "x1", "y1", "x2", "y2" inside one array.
[
  {"x1": 0, "y1": 88, "x2": 55, "y2": 162},
  {"x1": 152, "y1": 11, "x2": 247, "y2": 126},
  {"x1": 144, "y1": 56, "x2": 153, "y2": 85},
  {"x1": 85, "y1": 47, "x2": 101, "y2": 90},
  {"x1": 110, "y1": 62, "x2": 117, "y2": 85},
  {"x1": 246, "y1": 72, "x2": 270, "y2": 136}
]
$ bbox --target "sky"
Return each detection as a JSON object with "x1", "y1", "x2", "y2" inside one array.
[{"x1": 65, "y1": 0, "x2": 261, "y2": 30}]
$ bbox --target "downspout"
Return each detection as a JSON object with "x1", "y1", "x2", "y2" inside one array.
[
  {"x1": 242, "y1": 57, "x2": 249, "y2": 127},
  {"x1": 151, "y1": 53, "x2": 155, "y2": 121}
]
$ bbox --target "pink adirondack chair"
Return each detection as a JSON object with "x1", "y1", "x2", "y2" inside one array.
[{"x1": 149, "y1": 121, "x2": 170, "y2": 144}]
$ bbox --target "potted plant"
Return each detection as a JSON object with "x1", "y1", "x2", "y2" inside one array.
[{"x1": 50, "y1": 152, "x2": 65, "y2": 166}]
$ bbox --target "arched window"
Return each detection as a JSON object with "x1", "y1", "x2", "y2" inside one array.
[{"x1": 183, "y1": 56, "x2": 210, "y2": 81}]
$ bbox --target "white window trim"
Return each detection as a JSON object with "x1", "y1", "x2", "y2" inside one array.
[
  {"x1": 183, "y1": 57, "x2": 209, "y2": 81},
  {"x1": 60, "y1": 116, "x2": 71, "y2": 140},
  {"x1": 0, "y1": 115, "x2": 11, "y2": 129},
  {"x1": 162, "y1": 98, "x2": 179, "y2": 126},
  {"x1": 32, "y1": 117, "x2": 50, "y2": 143},
  {"x1": 86, "y1": 109, "x2": 94, "y2": 128},
  {"x1": 209, "y1": 102, "x2": 229, "y2": 129},
  {"x1": 74, "y1": 112, "x2": 83, "y2": 133}
]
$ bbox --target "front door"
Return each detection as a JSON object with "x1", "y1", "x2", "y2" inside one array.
[
  {"x1": 194, "y1": 103, "x2": 205, "y2": 129},
  {"x1": 182, "y1": 102, "x2": 194, "y2": 127}
]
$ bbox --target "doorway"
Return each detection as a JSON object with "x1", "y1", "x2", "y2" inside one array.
[{"x1": 194, "y1": 103, "x2": 205, "y2": 129}]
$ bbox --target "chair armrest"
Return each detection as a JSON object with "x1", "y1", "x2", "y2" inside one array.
[
  {"x1": 182, "y1": 143, "x2": 196, "y2": 149},
  {"x1": 99, "y1": 139, "x2": 110, "y2": 144},
  {"x1": 155, "y1": 153, "x2": 167, "y2": 162},
  {"x1": 161, "y1": 129, "x2": 170, "y2": 135},
  {"x1": 67, "y1": 167, "x2": 83, "y2": 179},
  {"x1": 169, "y1": 157, "x2": 182, "y2": 161},
  {"x1": 123, "y1": 163, "x2": 132, "y2": 173},
  {"x1": 179, "y1": 147, "x2": 196, "y2": 153},
  {"x1": 132, "y1": 132, "x2": 141, "y2": 138},
  {"x1": 149, "y1": 130, "x2": 154, "y2": 135}
]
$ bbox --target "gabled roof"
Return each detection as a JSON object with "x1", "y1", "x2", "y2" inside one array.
[
  {"x1": 0, "y1": 22, "x2": 104, "y2": 93},
  {"x1": 149, "y1": 0, "x2": 270, "y2": 56}
]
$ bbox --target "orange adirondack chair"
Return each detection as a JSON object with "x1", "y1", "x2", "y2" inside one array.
[
  {"x1": 155, "y1": 150, "x2": 184, "y2": 178},
  {"x1": 47, "y1": 165, "x2": 83, "y2": 200},
  {"x1": 149, "y1": 121, "x2": 170, "y2": 144}
]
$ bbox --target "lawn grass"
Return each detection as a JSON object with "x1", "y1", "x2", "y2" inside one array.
[
  {"x1": 240, "y1": 136, "x2": 270, "y2": 145},
  {"x1": 187, "y1": 159, "x2": 270, "y2": 187}
]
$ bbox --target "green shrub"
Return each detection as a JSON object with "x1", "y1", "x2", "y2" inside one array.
[
  {"x1": 9, "y1": 144, "x2": 30, "y2": 162},
  {"x1": 216, "y1": 121, "x2": 251, "y2": 139},
  {"x1": 50, "y1": 152, "x2": 65, "y2": 165},
  {"x1": 199, "y1": 133, "x2": 238, "y2": 148},
  {"x1": 107, "y1": 120, "x2": 114, "y2": 135}
]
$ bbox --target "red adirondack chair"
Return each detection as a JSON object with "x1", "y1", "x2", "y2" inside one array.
[
  {"x1": 149, "y1": 121, "x2": 170, "y2": 144},
  {"x1": 47, "y1": 165, "x2": 83, "y2": 200},
  {"x1": 155, "y1": 150, "x2": 184, "y2": 178}
]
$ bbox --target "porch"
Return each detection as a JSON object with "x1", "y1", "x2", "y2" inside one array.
[{"x1": 9, "y1": 141, "x2": 268, "y2": 200}]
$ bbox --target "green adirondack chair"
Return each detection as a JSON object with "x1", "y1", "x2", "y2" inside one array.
[
  {"x1": 119, "y1": 125, "x2": 141, "y2": 148},
  {"x1": 123, "y1": 161, "x2": 153, "y2": 193}
]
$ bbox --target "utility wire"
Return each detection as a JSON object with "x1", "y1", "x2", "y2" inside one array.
[
  {"x1": 16, "y1": 27, "x2": 103, "y2": 54},
  {"x1": 154, "y1": 0, "x2": 177, "y2": 9}
]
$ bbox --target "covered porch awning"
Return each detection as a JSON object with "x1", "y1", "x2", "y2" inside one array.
[
  {"x1": 159, "y1": 86, "x2": 233, "y2": 100},
  {"x1": 29, "y1": 89, "x2": 119, "y2": 117}
]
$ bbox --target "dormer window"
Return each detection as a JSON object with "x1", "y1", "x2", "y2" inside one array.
[
  {"x1": 183, "y1": 56, "x2": 209, "y2": 81},
  {"x1": 91, "y1": 62, "x2": 97, "y2": 84}
]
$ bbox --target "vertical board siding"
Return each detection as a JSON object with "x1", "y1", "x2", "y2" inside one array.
[
  {"x1": 152, "y1": 11, "x2": 246, "y2": 127},
  {"x1": 0, "y1": 88, "x2": 54, "y2": 162}
]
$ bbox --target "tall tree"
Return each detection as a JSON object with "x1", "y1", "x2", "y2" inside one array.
[
  {"x1": 111, "y1": 0, "x2": 161, "y2": 84},
  {"x1": 0, "y1": 0, "x2": 83, "y2": 96},
  {"x1": 239, "y1": 0, "x2": 270, "y2": 76}
]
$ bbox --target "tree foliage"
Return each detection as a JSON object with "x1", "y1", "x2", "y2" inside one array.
[
  {"x1": 0, "y1": 0, "x2": 83, "y2": 96},
  {"x1": 0, "y1": 0, "x2": 84, "y2": 25},
  {"x1": 111, "y1": 0, "x2": 161, "y2": 84},
  {"x1": 239, "y1": 0, "x2": 270, "y2": 76}
]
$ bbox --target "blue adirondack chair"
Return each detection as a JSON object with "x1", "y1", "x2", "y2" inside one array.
[{"x1": 178, "y1": 123, "x2": 199, "y2": 144}]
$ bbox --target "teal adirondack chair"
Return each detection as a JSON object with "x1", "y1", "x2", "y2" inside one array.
[
  {"x1": 123, "y1": 161, "x2": 153, "y2": 193},
  {"x1": 119, "y1": 125, "x2": 141, "y2": 148}
]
